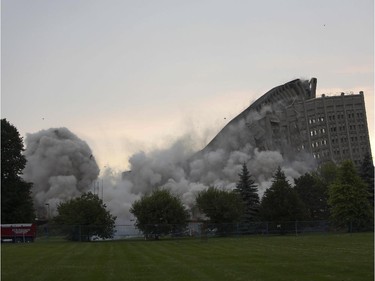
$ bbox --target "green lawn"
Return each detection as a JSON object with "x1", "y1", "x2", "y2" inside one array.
[{"x1": 1, "y1": 233, "x2": 373, "y2": 281}]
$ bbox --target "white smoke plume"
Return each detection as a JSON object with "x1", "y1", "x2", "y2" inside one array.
[
  {"x1": 101, "y1": 133, "x2": 316, "y2": 224},
  {"x1": 23, "y1": 128, "x2": 100, "y2": 217},
  {"x1": 23, "y1": 101, "x2": 317, "y2": 224}
]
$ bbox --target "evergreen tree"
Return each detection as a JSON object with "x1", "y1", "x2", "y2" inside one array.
[
  {"x1": 260, "y1": 167, "x2": 307, "y2": 222},
  {"x1": 1, "y1": 119, "x2": 35, "y2": 223},
  {"x1": 359, "y1": 152, "x2": 374, "y2": 206},
  {"x1": 235, "y1": 163, "x2": 260, "y2": 222},
  {"x1": 328, "y1": 160, "x2": 373, "y2": 231},
  {"x1": 294, "y1": 173, "x2": 329, "y2": 220}
]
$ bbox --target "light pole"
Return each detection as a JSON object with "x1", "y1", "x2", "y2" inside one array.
[
  {"x1": 101, "y1": 178, "x2": 104, "y2": 200},
  {"x1": 45, "y1": 203, "x2": 50, "y2": 239},
  {"x1": 45, "y1": 203, "x2": 50, "y2": 220},
  {"x1": 102, "y1": 165, "x2": 107, "y2": 201}
]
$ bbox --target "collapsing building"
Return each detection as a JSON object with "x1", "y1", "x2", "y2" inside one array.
[{"x1": 202, "y1": 78, "x2": 371, "y2": 167}]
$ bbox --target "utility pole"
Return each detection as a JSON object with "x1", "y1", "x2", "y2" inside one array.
[{"x1": 101, "y1": 178, "x2": 104, "y2": 200}]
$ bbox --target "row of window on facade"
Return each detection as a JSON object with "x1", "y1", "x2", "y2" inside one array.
[
  {"x1": 330, "y1": 126, "x2": 347, "y2": 133},
  {"x1": 313, "y1": 150, "x2": 329, "y2": 159},
  {"x1": 309, "y1": 111, "x2": 365, "y2": 124},
  {"x1": 309, "y1": 111, "x2": 364, "y2": 122},
  {"x1": 328, "y1": 123, "x2": 366, "y2": 133},
  {"x1": 331, "y1": 135, "x2": 367, "y2": 144},
  {"x1": 331, "y1": 146, "x2": 368, "y2": 157},
  {"x1": 328, "y1": 111, "x2": 364, "y2": 121},
  {"x1": 352, "y1": 146, "x2": 366, "y2": 154},
  {"x1": 308, "y1": 116, "x2": 325, "y2": 124},
  {"x1": 310, "y1": 135, "x2": 368, "y2": 151},
  {"x1": 349, "y1": 135, "x2": 368, "y2": 142},
  {"x1": 311, "y1": 139, "x2": 327, "y2": 148},
  {"x1": 314, "y1": 146, "x2": 367, "y2": 160},
  {"x1": 332, "y1": 149, "x2": 350, "y2": 156},
  {"x1": 310, "y1": 128, "x2": 326, "y2": 136}
]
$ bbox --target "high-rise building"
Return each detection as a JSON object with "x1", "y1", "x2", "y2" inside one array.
[
  {"x1": 201, "y1": 78, "x2": 371, "y2": 167},
  {"x1": 299, "y1": 91, "x2": 371, "y2": 166}
]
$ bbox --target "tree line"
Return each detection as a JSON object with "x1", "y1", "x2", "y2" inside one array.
[
  {"x1": 2, "y1": 118, "x2": 374, "y2": 241},
  {"x1": 131, "y1": 159, "x2": 373, "y2": 238}
]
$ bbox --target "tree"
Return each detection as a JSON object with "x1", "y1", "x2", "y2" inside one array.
[
  {"x1": 328, "y1": 160, "x2": 373, "y2": 231},
  {"x1": 1, "y1": 119, "x2": 34, "y2": 223},
  {"x1": 260, "y1": 167, "x2": 307, "y2": 222},
  {"x1": 54, "y1": 192, "x2": 116, "y2": 241},
  {"x1": 294, "y1": 172, "x2": 329, "y2": 220},
  {"x1": 359, "y1": 152, "x2": 374, "y2": 206},
  {"x1": 318, "y1": 161, "x2": 338, "y2": 187},
  {"x1": 196, "y1": 187, "x2": 244, "y2": 235},
  {"x1": 235, "y1": 163, "x2": 260, "y2": 222},
  {"x1": 130, "y1": 189, "x2": 189, "y2": 239}
]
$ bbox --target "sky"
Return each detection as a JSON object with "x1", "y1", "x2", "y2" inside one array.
[{"x1": 2, "y1": 0, "x2": 374, "y2": 172}]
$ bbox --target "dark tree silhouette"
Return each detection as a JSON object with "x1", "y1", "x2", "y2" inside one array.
[
  {"x1": 328, "y1": 160, "x2": 373, "y2": 231},
  {"x1": 294, "y1": 172, "x2": 329, "y2": 220},
  {"x1": 359, "y1": 152, "x2": 374, "y2": 206},
  {"x1": 1, "y1": 119, "x2": 34, "y2": 223},
  {"x1": 131, "y1": 189, "x2": 189, "y2": 239},
  {"x1": 54, "y1": 192, "x2": 116, "y2": 241},
  {"x1": 235, "y1": 163, "x2": 260, "y2": 222},
  {"x1": 260, "y1": 167, "x2": 307, "y2": 222}
]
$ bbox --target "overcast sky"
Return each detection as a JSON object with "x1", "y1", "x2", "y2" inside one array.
[{"x1": 2, "y1": 0, "x2": 374, "y2": 171}]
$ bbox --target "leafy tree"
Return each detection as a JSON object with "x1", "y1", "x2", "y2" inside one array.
[
  {"x1": 235, "y1": 163, "x2": 260, "y2": 222},
  {"x1": 318, "y1": 162, "x2": 338, "y2": 187},
  {"x1": 196, "y1": 187, "x2": 244, "y2": 235},
  {"x1": 1, "y1": 119, "x2": 34, "y2": 223},
  {"x1": 359, "y1": 152, "x2": 374, "y2": 206},
  {"x1": 54, "y1": 192, "x2": 116, "y2": 241},
  {"x1": 195, "y1": 187, "x2": 244, "y2": 224},
  {"x1": 328, "y1": 160, "x2": 373, "y2": 231},
  {"x1": 130, "y1": 189, "x2": 189, "y2": 239},
  {"x1": 294, "y1": 172, "x2": 329, "y2": 220},
  {"x1": 260, "y1": 167, "x2": 307, "y2": 222}
]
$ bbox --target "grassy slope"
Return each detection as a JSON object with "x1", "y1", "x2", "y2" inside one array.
[{"x1": 1, "y1": 233, "x2": 374, "y2": 281}]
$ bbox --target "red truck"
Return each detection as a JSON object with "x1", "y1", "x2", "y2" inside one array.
[{"x1": 1, "y1": 223, "x2": 37, "y2": 243}]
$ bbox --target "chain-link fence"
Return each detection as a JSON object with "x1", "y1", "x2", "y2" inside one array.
[{"x1": 33, "y1": 220, "x2": 373, "y2": 242}]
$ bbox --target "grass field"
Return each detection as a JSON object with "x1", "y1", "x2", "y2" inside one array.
[{"x1": 1, "y1": 233, "x2": 373, "y2": 281}]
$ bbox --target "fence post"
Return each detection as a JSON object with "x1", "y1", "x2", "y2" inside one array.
[
  {"x1": 79, "y1": 225, "x2": 82, "y2": 242},
  {"x1": 295, "y1": 221, "x2": 298, "y2": 236}
]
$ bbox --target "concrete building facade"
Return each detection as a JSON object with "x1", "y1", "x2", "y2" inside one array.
[
  {"x1": 201, "y1": 78, "x2": 371, "y2": 167},
  {"x1": 299, "y1": 92, "x2": 371, "y2": 166}
]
